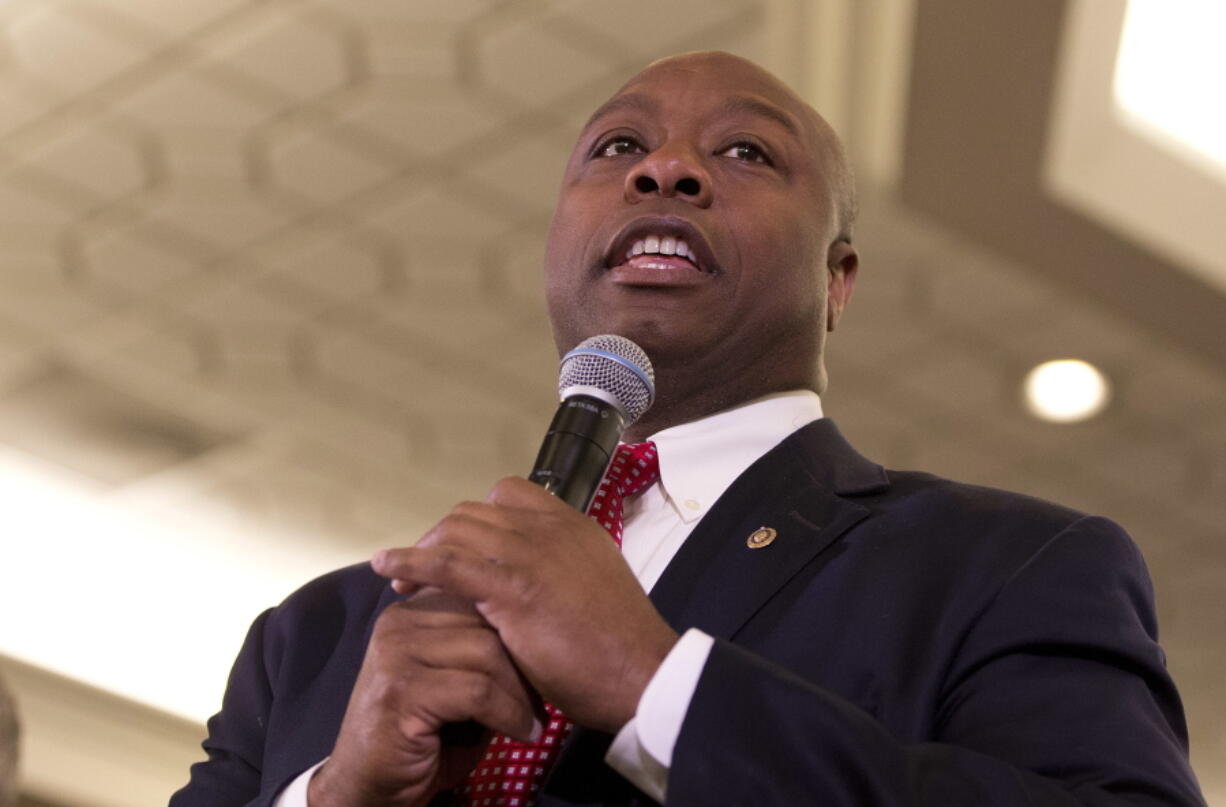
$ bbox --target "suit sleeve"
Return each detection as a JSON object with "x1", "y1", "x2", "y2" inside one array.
[
  {"x1": 667, "y1": 516, "x2": 1206, "y2": 806},
  {"x1": 169, "y1": 608, "x2": 301, "y2": 807}
]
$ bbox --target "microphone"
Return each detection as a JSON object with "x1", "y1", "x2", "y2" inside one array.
[{"x1": 528, "y1": 334, "x2": 655, "y2": 512}]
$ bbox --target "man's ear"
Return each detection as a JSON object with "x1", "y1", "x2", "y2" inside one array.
[{"x1": 826, "y1": 240, "x2": 858, "y2": 332}]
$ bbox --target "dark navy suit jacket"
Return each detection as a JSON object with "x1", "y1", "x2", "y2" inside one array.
[{"x1": 171, "y1": 419, "x2": 1205, "y2": 806}]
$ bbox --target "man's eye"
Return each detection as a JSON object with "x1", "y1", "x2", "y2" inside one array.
[
  {"x1": 596, "y1": 137, "x2": 643, "y2": 158},
  {"x1": 720, "y1": 142, "x2": 770, "y2": 164}
]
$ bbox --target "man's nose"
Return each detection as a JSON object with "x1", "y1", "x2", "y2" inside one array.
[{"x1": 623, "y1": 145, "x2": 714, "y2": 207}]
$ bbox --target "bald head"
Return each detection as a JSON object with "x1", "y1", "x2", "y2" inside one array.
[{"x1": 617, "y1": 51, "x2": 858, "y2": 243}]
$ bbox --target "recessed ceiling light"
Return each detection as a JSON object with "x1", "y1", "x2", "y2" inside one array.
[{"x1": 1023, "y1": 359, "x2": 1112, "y2": 423}]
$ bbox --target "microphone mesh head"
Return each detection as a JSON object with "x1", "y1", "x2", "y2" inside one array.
[{"x1": 558, "y1": 334, "x2": 655, "y2": 425}]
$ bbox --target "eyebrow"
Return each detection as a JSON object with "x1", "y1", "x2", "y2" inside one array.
[
  {"x1": 717, "y1": 95, "x2": 801, "y2": 138},
  {"x1": 583, "y1": 92, "x2": 658, "y2": 131},
  {"x1": 582, "y1": 91, "x2": 801, "y2": 140}
]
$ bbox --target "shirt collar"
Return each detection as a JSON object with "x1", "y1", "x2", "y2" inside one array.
[{"x1": 642, "y1": 390, "x2": 823, "y2": 523}]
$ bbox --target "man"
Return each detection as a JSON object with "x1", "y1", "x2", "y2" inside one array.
[{"x1": 172, "y1": 52, "x2": 1206, "y2": 806}]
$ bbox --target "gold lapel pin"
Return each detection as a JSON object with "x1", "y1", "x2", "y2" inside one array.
[{"x1": 746, "y1": 526, "x2": 777, "y2": 549}]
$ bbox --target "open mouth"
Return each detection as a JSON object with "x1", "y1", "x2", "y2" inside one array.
[
  {"x1": 619, "y1": 235, "x2": 703, "y2": 272},
  {"x1": 603, "y1": 218, "x2": 718, "y2": 277}
]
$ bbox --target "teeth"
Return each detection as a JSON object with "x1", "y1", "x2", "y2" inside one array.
[{"x1": 623, "y1": 235, "x2": 698, "y2": 267}]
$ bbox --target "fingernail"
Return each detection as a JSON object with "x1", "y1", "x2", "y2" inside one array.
[
  {"x1": 528, "y1": 717, "x2": 544, "y2": 744},
  {"x1": 372, "y1": 549, "x2": 387, "y2": 568}
]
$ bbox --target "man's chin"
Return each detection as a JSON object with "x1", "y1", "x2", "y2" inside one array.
[{"x1": 606, "y1": 324, "x2": 714, "y2": 370}]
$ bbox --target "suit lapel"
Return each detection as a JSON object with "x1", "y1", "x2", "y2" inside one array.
[
  {"x1": 649, "y1": 418, "x2": 887, "y2": 640},
  {"x1": 541, "y1": 419, "x2": 888, "y2": 806}
]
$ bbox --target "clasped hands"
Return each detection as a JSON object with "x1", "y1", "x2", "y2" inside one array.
[{"x1": 309, "y1": 477, "x2": 680, "y2": 807}]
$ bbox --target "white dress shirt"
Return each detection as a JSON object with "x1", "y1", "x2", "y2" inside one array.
[{"x1": 275, "y1": 390, "x2": 824, "y2": 805}]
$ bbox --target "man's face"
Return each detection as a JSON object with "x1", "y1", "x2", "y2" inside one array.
[{"x1": 543, "y1": 53, "x2": 852, "y2": 391}]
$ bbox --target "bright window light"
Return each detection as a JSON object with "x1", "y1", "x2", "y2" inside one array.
[
  {"x1": 0, "y1": 447, "x2": 354, "y2": 723},
  {"x1": 1023, "y1": 359, "x2": 1112, "y2": 423},
  {"x1": 1114, "y1": 0, "x2": 1226, "y2": 173}
]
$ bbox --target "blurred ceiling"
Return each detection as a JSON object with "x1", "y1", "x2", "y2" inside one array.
[{"x1": 0, "y1": 0, "x2": 1222, "y2": 804}]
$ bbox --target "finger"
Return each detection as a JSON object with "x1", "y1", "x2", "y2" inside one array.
[
  {"x1": 374, "y1": 544, "x2": 512, "y2": 604},
  {"x1": 375, "y1": 540, "x2": 487, "y2": 596},
  {"x1": 438, "y1": 500, "x2": 517, "y2": 534},
  {"x1": 485, "y1": 476, "x2": 565, "y2": 511},
  {"x1": 400, "y1": 620, "x2": 532, "y2": 711},
  {"x1": 372, "y1": 607, "x2": 543, "y2": 743},
  {"x1": 391, "y1": 577, "x2": 417, "y2": 596},
  {"x1": 413, "y1": 666, "x2": 542, "y2": 744},
  {"x1": 422, "y1": 641, "x2": 543, "y2": 744},
  {"x1": 377, "y1": 592, "x2": 483, "y2": 628},
  {"x1": 400, "y1": 587, "x2": 479, "y2": 616},
  {"x1": 415, "y1": 508, "x2": 522, "y2": 554}
]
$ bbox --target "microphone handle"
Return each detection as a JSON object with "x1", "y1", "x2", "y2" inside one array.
[{"x1": 528, "y1": 394, "x2": 627, "y2": 511}]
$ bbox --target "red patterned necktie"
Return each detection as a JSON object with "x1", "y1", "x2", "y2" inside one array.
[{"x1": 460, "y1": 441, "x2": 660, "y2": 807}]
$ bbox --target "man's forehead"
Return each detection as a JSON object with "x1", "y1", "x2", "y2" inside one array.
[
  {"x1": 582, "y1": 90, "x2": 804, "y2": 139},
  {"x1": 581, "y1": 54, "x2": 824, "y2": 143},
  {"x1": 627, "y1": 51, "x2": 785, "y2": 92}
]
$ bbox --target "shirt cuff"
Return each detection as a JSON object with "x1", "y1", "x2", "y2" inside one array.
[
  {"x1": 605, "y1": 628, "x2": 714, "y2": 802},
  {"x1": 272, "y1": 758, "x2": 328, "y2": 807}
]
